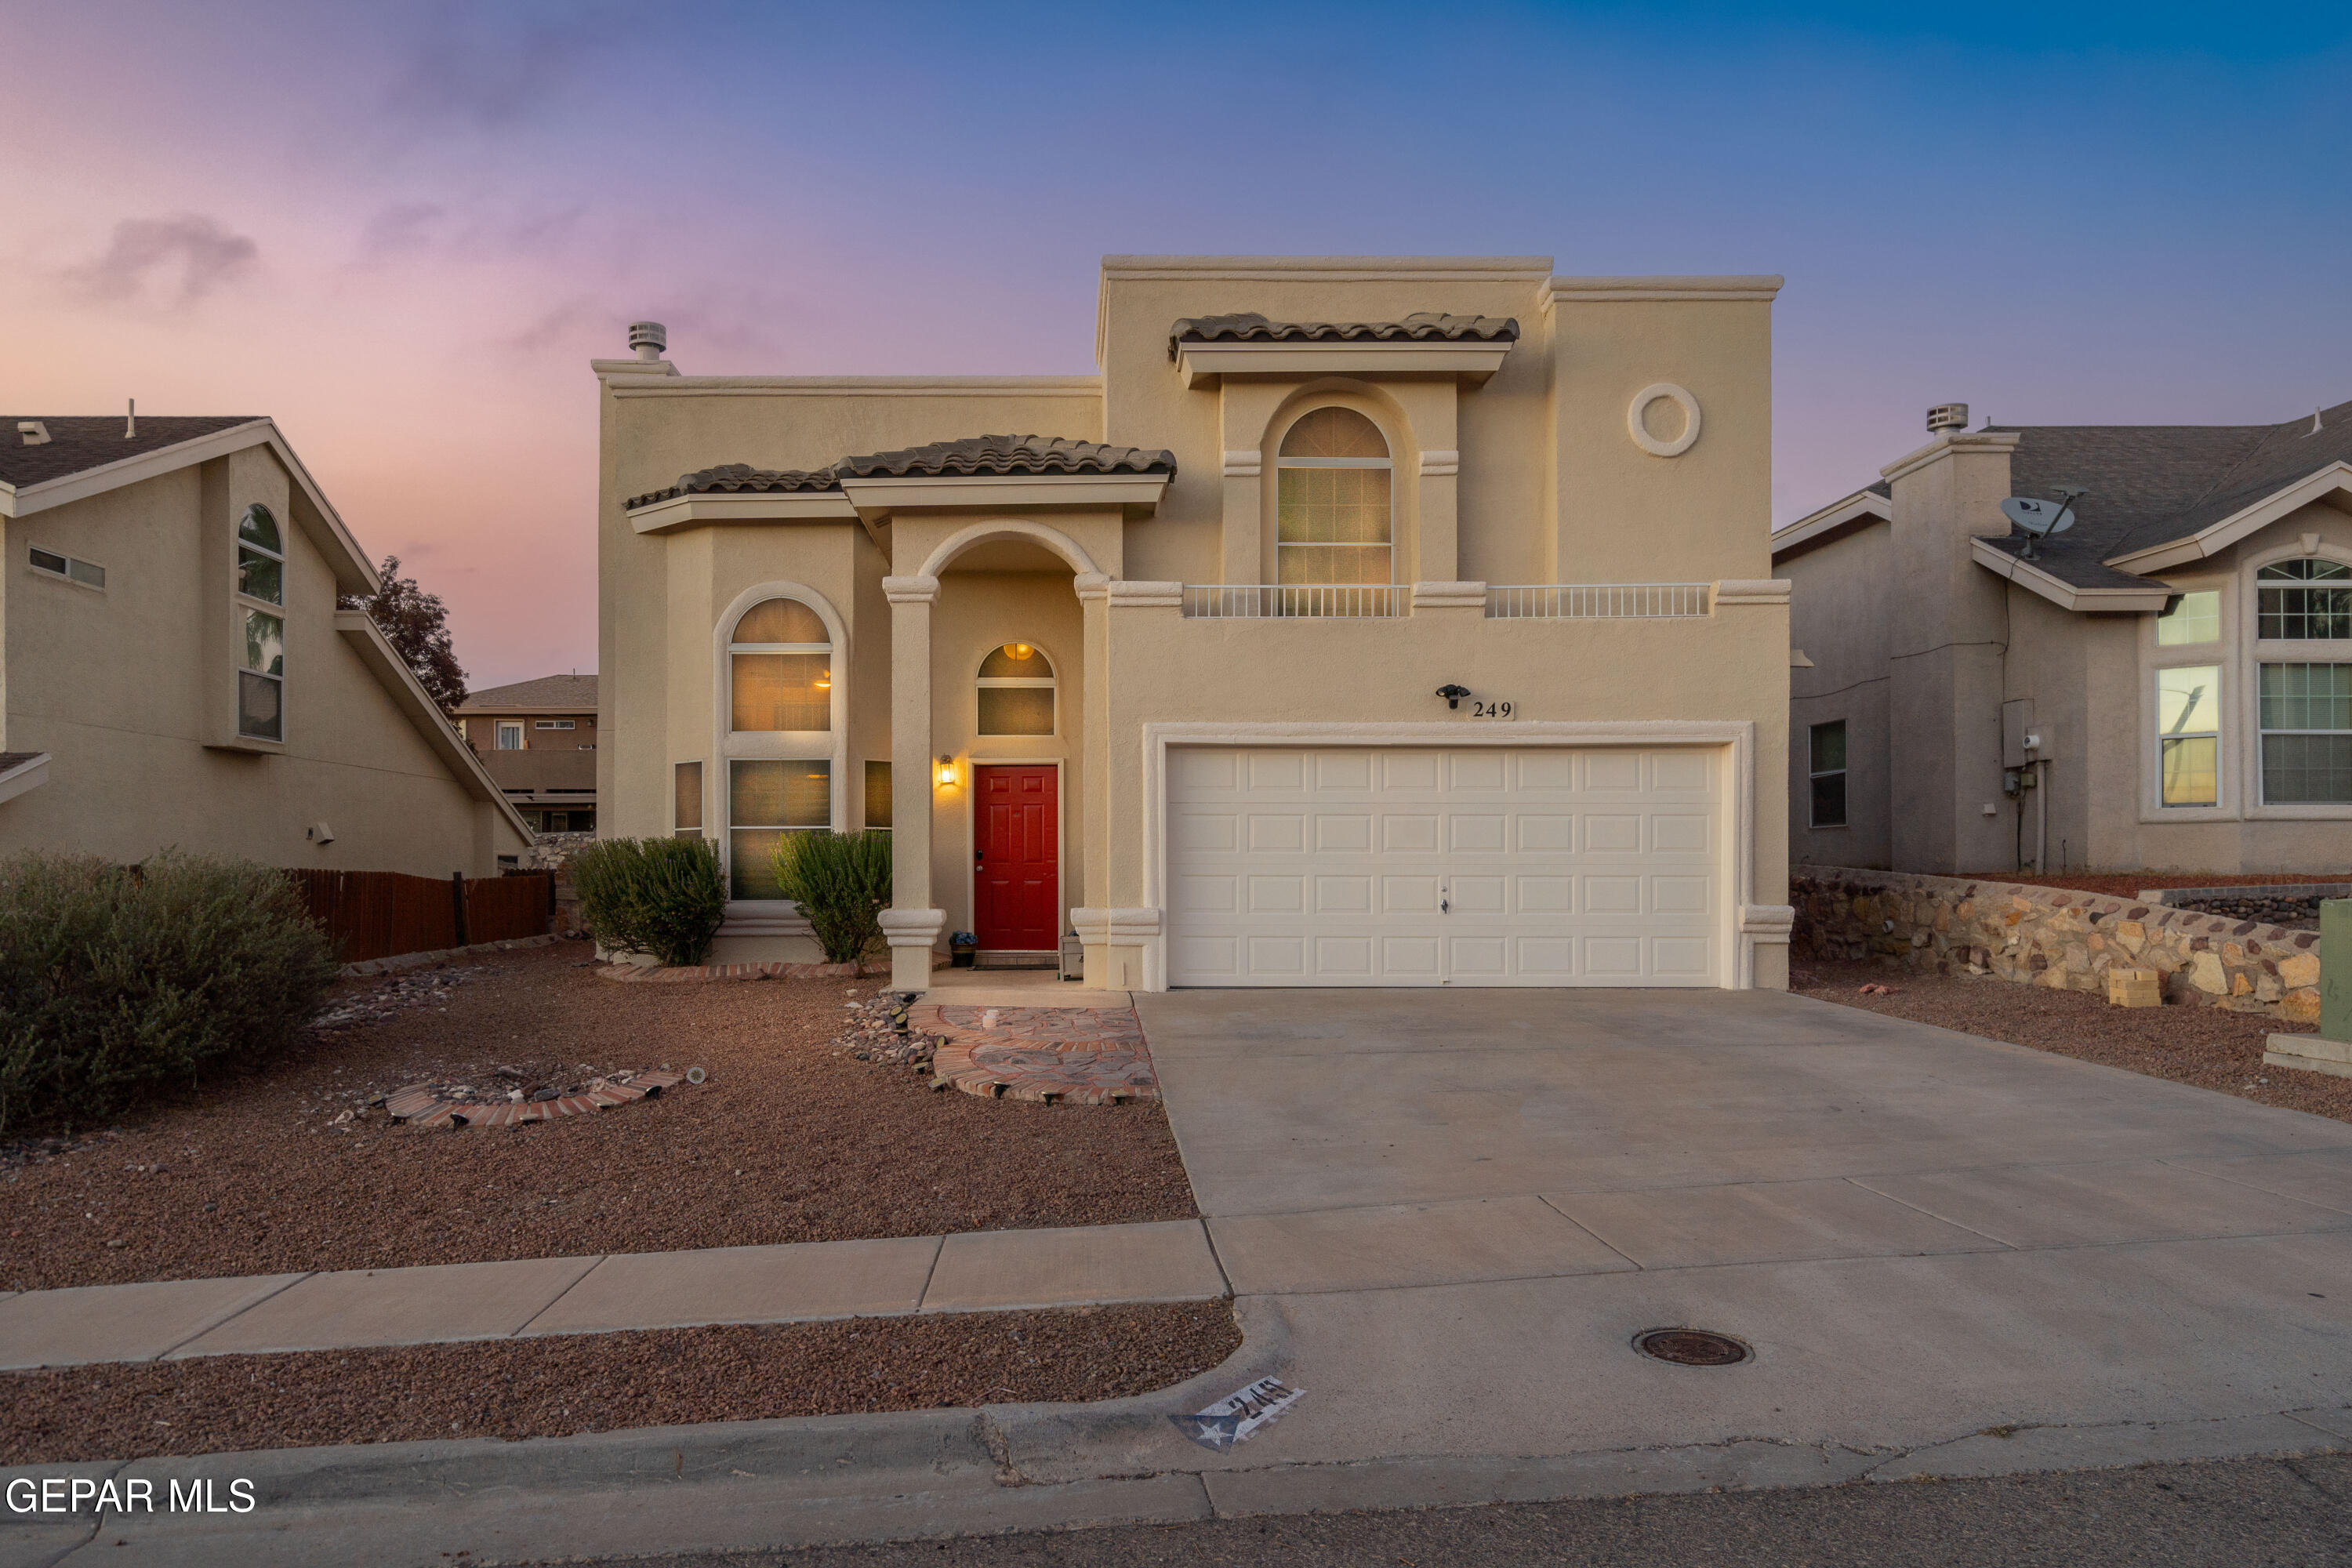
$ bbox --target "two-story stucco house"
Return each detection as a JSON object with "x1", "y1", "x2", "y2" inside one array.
[
  {"x1": 452, "y1": 673, "x2": 601, "y2": 834},
  {"x1": 597, "y1": 256, "x2": 1794, "y2": 992},
  {"x1": 0, "y1": 414, "x2": 532, "y2": 873},
  {"x1": 1775, "y1": 399, "x2": 2352, "y2": 877}
]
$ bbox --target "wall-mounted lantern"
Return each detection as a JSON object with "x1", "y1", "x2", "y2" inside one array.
[{"x1": 937, "y1": 754, "x2": 957, "y2": 786}]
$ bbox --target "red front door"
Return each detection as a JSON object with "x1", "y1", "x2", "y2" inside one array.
[{"x1": 975, "y1": 765, "x2": 1058, "y2": 951}]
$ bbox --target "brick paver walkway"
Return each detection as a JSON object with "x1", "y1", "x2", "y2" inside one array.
[{"x1": 914, "y1": 1004, "x2": 1160, "y2": 1104}]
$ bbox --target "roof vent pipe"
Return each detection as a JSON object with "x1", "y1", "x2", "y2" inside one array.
[
  {"x1": 1926, "y1": 403, "x2": 1969, "y2": 434},
  {"x1": 125, "y1": 398, "x2": 136, "y2": 439},
  {"x1": 627, "y1": 321, "x2": 667, "y2": 361}
]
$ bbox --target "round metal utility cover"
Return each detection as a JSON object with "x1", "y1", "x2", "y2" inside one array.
[{"x1": 1633, "y1": 1328, "x2": 1751, "y2": 1367}]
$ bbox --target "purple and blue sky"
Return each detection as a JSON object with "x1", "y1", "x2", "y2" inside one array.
[{"x1": 7, "y1": 1, "x2": 2347, "y2": 687}]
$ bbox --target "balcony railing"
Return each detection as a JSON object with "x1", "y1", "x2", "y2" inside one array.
[
  {"x1": 1485, "y1": 583, "x2": 1711, "y2": 619},
  {"x1": 1182, "y1": 584, "x2": 1404, "y2": 619}
]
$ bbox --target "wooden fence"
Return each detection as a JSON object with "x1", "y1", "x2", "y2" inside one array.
[{"x1": 287, "y1": 869, "x2": 554, "y2": 964}]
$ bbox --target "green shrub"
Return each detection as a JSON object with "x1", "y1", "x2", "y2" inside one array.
[
  {"x1": 0, "y1": 851, "x2": 340, "y2": 1137},
  {"x1": 569, "y1": 837, "x2": 727, "y2": 967},
  {"x1": 772, "y1": 831, "x2": 892, "y2": 965}
]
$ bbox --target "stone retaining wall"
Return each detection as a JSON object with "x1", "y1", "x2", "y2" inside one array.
[{"x1": 1791, "y1": 867, "x2": 2323, "y2": 1023}]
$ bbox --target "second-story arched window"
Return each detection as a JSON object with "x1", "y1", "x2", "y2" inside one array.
[
  {"x1": 977, "y1": 642, "x2": 1055, "y2": 735},
  {"x1": 1276, "y1": 407, "x2": 1392, "y2": 588},
  {"x1": 728, "y1": 597, "x2": 831, "y2": 732}
]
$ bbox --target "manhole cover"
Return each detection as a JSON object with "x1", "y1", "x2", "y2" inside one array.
[{"x1": 1633, "y1": 1328, "x2": 1751, "y2": 1367}]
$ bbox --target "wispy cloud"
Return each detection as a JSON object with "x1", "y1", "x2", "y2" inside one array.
[
  {"x1": 65, "y1": 213, "x2": 258, "y2": 307},
  {"x1": 383, "y1": 4, "x2": 627, "y2": 131}
]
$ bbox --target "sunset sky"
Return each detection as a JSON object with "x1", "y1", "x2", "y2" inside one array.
[{"x1": 6, "y1": 1, "x2": 2347, "y2": 688}]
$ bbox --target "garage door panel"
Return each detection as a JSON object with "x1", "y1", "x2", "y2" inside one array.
[{"x1": 1167, "y1": 746, "x2": 1722, "y2": 988}]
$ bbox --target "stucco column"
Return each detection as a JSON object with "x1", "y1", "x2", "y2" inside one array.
[{"x1": 881, "y1": 574, "x2": 944, "y2": 989}]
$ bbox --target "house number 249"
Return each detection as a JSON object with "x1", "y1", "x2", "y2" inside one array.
[{"x1": 1470, "y1": 700, "x2": 1514, "y2": 719}]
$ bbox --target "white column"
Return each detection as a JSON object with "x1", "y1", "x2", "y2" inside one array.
[{"x1": 881, "y1": 574, "x2": 944, "y2": 990}]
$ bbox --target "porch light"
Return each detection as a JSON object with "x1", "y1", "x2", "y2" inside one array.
[
  {"x1": 1003, "y1": 642, "x2": 1032, "y2": 660},
  {"x1": 937, "y1": 754, "x2": 956, "y2": 786}
]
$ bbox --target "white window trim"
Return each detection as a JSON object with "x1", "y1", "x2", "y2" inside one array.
[
  {"x1": 2137, "y1": 569, "x2": 2238, "y2": 823},
  {"x1": 27, "y1": 545, "x2": 107, "y2": 591},
  {"x1": 1807, "y1": 720, "x2": 1849, "y2": 829},
  {"x1": 2153, "y1": 662, "x2": 2224, "y2": 811},
  {"x1": 1274, "y1": 405, "x2": 1398, "y2": 589},
  {"x1": 496, "y1": 722, "x2": 524, "y2": 750},
  {"x1": 534, "y1": 718, "x2": 577, "y2": 730},
  {"x1": 234, "y1": 503, "x2": 287, "y2": 743},
  {"x1": 975, "y1": 643, "x2": 1059, "y2": 739},
  {"x1": 711, "y1": 582, "x2": 849, "y2": 920},
  {"x1": 2242, "y1": 539, "x2": 2352, "y2": 819}
]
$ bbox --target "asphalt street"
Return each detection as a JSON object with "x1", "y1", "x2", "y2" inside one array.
[{"x1": 628, "y1": 1454, "x2": 2352, "y2": 1567}]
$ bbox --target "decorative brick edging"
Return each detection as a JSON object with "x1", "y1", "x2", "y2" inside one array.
[
  {"x1": 913, "y1": 1004, "x2": 1160, "y2": 1105},
  {"x1": 596, "y1": 960, "x2": 891, "y2": 983},
  {"x1": 339, "y1": 934, "x2": 561, "y2": 978},
  {"x1": 1793, "y1": 866, "x2": 2323, "y2": 1022},
  {"x1": 385, "y1": 1070, "x2": 688, "y2": 1129}
]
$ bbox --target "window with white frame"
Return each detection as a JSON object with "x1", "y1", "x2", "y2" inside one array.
[
  {"x1": 728, "y1": 598, "x2": 831, "y2": 732},
  {"x1": 728, "y1": 760, "x2": 830, "y2": 898},
  {"x1": 976, "y1": 642, "x2": 1054, "y2": 735},
  {"x1": 535, "y1": 719, "x2": 576, "y2": 730},
  {"x1": 495, "y1": 722, "x2": 523, "y2": 750},
  {"x1": 1808, "y1": 720, "x2": 1848, "y2": 826},
  {"x1": 1276, "y1": 408, "x2": 1392, "y2": 589},
  {"x1": 2259, "y1": 662, "x2": 2352, "y2": 804},
  {"x1": 2155, "y1": 589, "x2": 2220, "y2": 645},
  {"x1": 29, "y1": 546, "x2": 105, "y2": 589},
  {"x1": 2156, "y1": 665, "x2": 2221, "y2": 807},
  {"x1": 234, "y1": 504, "x2": 285, "y2": 741},
  {"x1": 2257, "y1": 560, "x2": 2352, "y2": 641}
]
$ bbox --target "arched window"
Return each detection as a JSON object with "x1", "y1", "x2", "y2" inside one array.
[
  {"x1": 977, "y1": 642, "x2": 1055, "y2": 735},
  {"x1": 728, "y1": 597, "x2": 831, "y2": 731},
  {"x1": 235, "y1": 503, "x2": 285, "y2": 741},
  {"x1": 2254, "y1": 558, "x2": 2352, "y2": 806},
  {"x1": 2257, "y1": 559, "x2": 2352, "y2": 641},
  {"x1": 1276, "y1": 407, "x2": 1392, "y2": 588}
]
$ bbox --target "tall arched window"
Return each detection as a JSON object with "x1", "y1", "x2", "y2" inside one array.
[
  {"x1": 235, "y1": 504, "x2": 285, "y2": 741},
  {"x1": 725, "y1": 597, "x2": 833, "y2": 899},
  {"x1": 1276, "y1": 408, "x2": 1392, "y2": 589},
  {"x1": 728, "y1": 598, "x2": 831, "y2": 731},
  {"x1": 977, "y1": 642, "x2": 1054, "y2": 735},
  {"x1": 2255, "y1": 558, "x2": 2352, "y2": 805}
]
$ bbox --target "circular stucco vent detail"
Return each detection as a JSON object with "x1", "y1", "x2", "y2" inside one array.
[{"x1": 1628, "y1": 383, "x2": 1702, "y2": 458}]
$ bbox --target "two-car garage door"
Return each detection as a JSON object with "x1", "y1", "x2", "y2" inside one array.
[{"x1": 1166, "y1": 746, "x2": 1722, "y2": 987}]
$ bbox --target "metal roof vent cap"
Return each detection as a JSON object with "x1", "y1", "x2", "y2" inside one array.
[
  {"x1": 1926, "y1": 403, "x2": 1969, "y2": 434},
  {"x1": 627, "y1": 321, "x2": 667, "y2": 361}
]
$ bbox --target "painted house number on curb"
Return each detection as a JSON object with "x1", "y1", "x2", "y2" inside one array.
[{"x1": 1470, "y1": 700, "x2": 1514, "y2": 719}]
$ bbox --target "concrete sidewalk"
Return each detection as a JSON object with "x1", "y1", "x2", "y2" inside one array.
[{"x1": 0, "y1": 1221, "x2": 1226, "y2": 1370}]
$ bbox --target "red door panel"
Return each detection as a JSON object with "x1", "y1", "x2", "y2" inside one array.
[{"x1": 975, "y1": 765, "x2": 1058, "y2": 950}]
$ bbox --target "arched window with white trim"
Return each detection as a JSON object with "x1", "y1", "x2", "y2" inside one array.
[
  {"x1": 1276, "y1": 408, "x2": 1392, "y2": 589},
  {"x1": 977, "y1": 642, "x2": 1055, "y2": 735},
  {"x1": 728, "y1": 597, "x2": 832, "y2": 732},
  {"x1": 724, "y1": 597, "x2": 833, "y2": 898},
  {"x1": 2255, "y1": 557, "x2": 2352, "y2": 805},
  {"x1": 235, "y1": 504, "x2": 285, "y2": 741}
]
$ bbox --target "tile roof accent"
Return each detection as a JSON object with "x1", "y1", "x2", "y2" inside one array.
[
  {"x1": 0, "y1": 416, "x2": 263, "y2": 489},
  {"x1": 453, "y1": 673, "x2": 599, "y2": 712},
  {"x1": 836, "y1": 434, "x2": 1174, "y2": 478},
  {"x1": 1984, "y1": 396, "x2": 2352, "y2": 589},
  {"x1": 1168, "y1": 311, "x2": 1520, "y2": 355},
  {"x1": 627, "y1": 437, "x2": 1174, "y2": 510},
  {"x1": 627, "y1": 462, "x2": 840, "y2": 509}
]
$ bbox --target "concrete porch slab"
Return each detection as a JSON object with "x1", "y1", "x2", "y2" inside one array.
[
  {"x1": 166, "y1": 1256, "x2": 601, "y2": 1357},
  {"x1": 0, "y1": 1272, "x2": 307, "y2": 1370},
  {"x1": 1851, "y1": 1159, "x2": 2352, "y2": 1248},
  {"x1": 1208, "y1": 1194, "x2": 1635, "y2": 1294},
  {"x1": 920, "y1": 1221, "x2": 1225, "y2": 1312},
  {"x1": 519, "y1": 1237, "x2": 941, "y2": 1337},
  {"x1": 1545, "y1": 1176, "x2": 2007, "y2": 1269}
]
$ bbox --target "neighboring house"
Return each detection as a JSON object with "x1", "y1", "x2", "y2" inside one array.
[
  {"x1": 597, "y1": 255, "x2": 1794, "y2": 991},
  {"x1": 451, "y1": 673, "x2": 601, "y2": 833},
  {"x1": 0, "y1": 414, "x2": 532, "y2": 873},
  {"x1": 1775, "y1": 398, "x2": 2352, "y2": 876}
]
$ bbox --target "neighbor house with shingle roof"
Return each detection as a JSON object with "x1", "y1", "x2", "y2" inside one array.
[
  {"x1": 1773, "y1": 398, "x2": 2352, "y2": 876},
  {"x1": 450, "y1": 673, "x2": 601, "y2": 833},
  {"x1": 599, "y1": 256, "x2": 1796, "y2": 991},
  {"x1": 0, "y1": 412, "x2": 531, "y2": 873}
]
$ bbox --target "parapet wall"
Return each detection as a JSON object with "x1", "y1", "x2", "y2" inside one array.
[{"x1": 1791, "y1": 867, "x2": 2323, "y2": 1023}]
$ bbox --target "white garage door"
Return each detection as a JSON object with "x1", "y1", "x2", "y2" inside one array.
[{"x1": 1166, "y1": 746, "x2": 1722, "y2": 987}]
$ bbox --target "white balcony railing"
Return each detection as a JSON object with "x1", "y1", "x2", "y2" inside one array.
[
  {"x1": 1484, "y1": 583, "x2": 1711, "y2": 619},
  {"x1": 1181, "y1": 584, "x2": 1404, "y2": 619}
]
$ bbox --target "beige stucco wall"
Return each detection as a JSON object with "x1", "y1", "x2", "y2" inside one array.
[
  {"x1": 2, "y1": 451, "x2": 524, "y2": 875},
  {"x1": 598, "y1": 257, "x2": 1789, "y2": 985},
  {"x1": 1778, "y1": 445, "x2": 2352, "y2": 877}
]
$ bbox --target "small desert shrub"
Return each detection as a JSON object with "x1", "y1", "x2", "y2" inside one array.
[
  {"x1": 0, "y1": 851, "x2": 340, "y2": 1136},
  {"x1": 570, "y1": 837, "x2": 728, "y2": 967},
  {"x1": 772, "y1": 831, "x2": 893, "y2": 965}
]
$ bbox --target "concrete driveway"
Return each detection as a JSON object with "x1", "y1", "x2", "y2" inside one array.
[{"x1": 1114, "y1": 986, "x2": 2352, "y2": 1499}]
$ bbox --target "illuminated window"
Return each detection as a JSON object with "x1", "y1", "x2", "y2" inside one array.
[
  {"x1": 977, "y1": 642, "x2": 1054, "y2": 735},
  {"x1": 864, "y1": 760, "x2": 892, "y2": 830},
  {"x1": 728, "y1": 598, "x2": 831, "y2": 732},
  {"x1": 1276, "y1": 408, "x2": 1391, "y2": 590},
  {"x1": 673, "y1": 761, "x2": 704, "y2": 837},
  {"x1": 2157, "y1": 665, "x2": 2220, "y2": 807},
  {"x1": 728, "y1": 760, "x2": 831, "y2": 899}
]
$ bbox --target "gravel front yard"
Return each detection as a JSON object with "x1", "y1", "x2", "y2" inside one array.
[
  {"x1": 0, "y1": 1301, "x2": 1242, "y2": 1465},
  {"x1": 0, "y1": 941, "x2": 1199, "y2": 1291},
  {"x1": 1793, "y1": 959, "x2": 2350, "y2": 1124}
]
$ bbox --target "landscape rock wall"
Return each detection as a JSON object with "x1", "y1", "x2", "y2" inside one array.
[{"x1": 1791, "y1": 867, "x2": 2323, "y2": 1023}]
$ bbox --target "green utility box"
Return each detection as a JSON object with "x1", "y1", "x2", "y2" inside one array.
[{"x1": 2266, "y1": 899, "x2": 2350, "y2": 1078}]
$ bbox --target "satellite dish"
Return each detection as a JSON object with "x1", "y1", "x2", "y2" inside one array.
[{"x1": 2000, "y1": 496, "x2": 2076, "y2": 536}]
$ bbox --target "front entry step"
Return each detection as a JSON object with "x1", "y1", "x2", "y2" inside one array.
[{"x1": 975, "y1": 951, "x2": 1058, "y2": 970}]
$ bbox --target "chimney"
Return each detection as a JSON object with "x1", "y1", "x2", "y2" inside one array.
[
  {"x1": 627, "y1": 321, "x2": 667, "y2": 362},
  {"x1": 1926, "y1": 403, "x2": 1969, "y2": 435}
]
